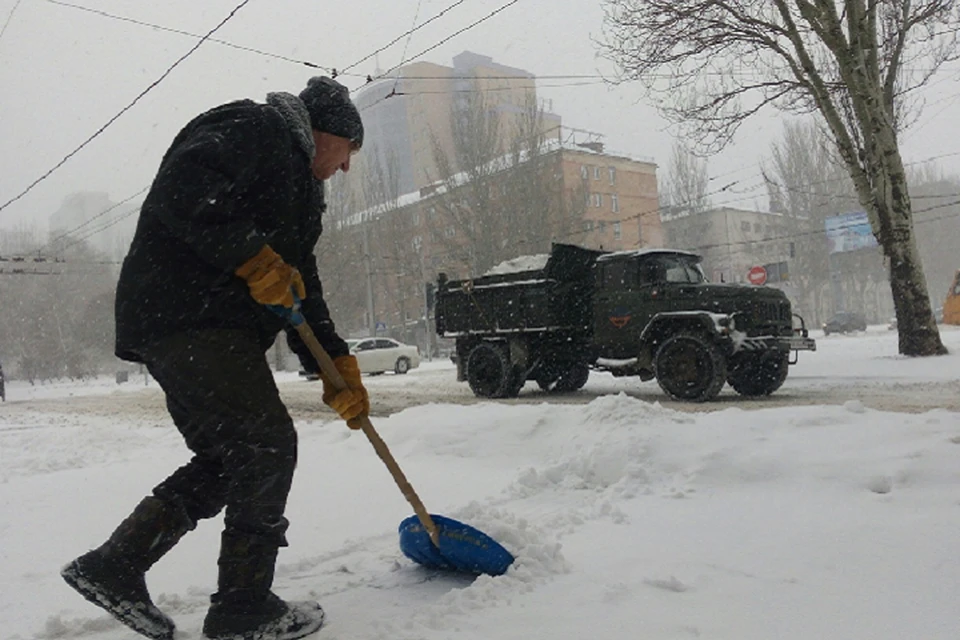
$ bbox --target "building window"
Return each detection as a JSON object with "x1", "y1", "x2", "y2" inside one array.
[
  {"x1": 613, "y1": 221, "x2": 622, "y2": 240},
  {"x1": 608, "y1": 167, "x2": 616, "y2": 185},
  {"x1": 592, "y1": 193, "x2": 603, "y2": 208},
  {"x1": 741, "y1": 220, "x2": 751, "y2": 232},
  {"x1": 593, "y1": 166, "x2": 601, "y2": 180},
  {"x1": 444, "y1": 226, "x2": 456, "y2": 238},
  {"x1": 412, "y1": 212, "x2": 420, "y2": 226},
  {"x1": 599, "y1": 221, "x2": 607, "y2": 234},
  {"x1": 412, "y1": 236, "x2": 422, "y2": 252},
  {"x1": 582, "y1": 220, "x2": 594, "y2": 232},
  {"x1": 580, "y1": 165, "x2": 588, "y2": 179},
  {"x1": 611, "y1": 193, "x2": 619, "y2": 213},
  {"x1": 753, "y1": 222, "x2": 762, "y2": 233}
]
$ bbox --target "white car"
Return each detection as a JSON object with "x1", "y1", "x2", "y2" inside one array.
[{"x1": 346, "y1": 338, "x2": 420, "y2": 375}]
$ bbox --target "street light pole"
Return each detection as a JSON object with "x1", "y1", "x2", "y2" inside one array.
[
  {"x1": 418, "y1": 246, "x2": 434, "y2": 361},
  {"x1": 362, "y1": 224, "x2": 376, "y2": 336}
]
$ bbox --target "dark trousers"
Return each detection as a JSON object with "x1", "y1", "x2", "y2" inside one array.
[{"x1": 141, "y1": 330, "x2": 297, "y2": 548}]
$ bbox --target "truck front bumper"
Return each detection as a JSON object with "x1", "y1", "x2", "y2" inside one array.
[
  {"x1": 781, "y1": 336, "x2": 817, "y2": 351},
  {"x1": 733, "y1": 334, "x2": 817, "y2": 352}
]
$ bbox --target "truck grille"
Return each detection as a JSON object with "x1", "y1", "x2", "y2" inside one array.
[
  {"x1": 757, "y1": 300, "x2": 790, "y2": 323},
  {"x1": 751, "y1": 301, "x2": 791, "y2": 326}
]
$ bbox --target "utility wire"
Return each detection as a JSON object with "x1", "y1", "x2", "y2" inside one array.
[
  {"x1": 45, "y1": 0, "x2": 472, "y2": 80},
  {"x1": 354, "y1": 0, "x2": 524, "y2": 112},
  {"x1": 46, "y1": 0, "x2": 334, "y2": 72},
  {"x1": 0, "y1": 0, "x2": 24, "y2": 42},
  {"x1": 370, "y1": 0, "x2": 523, "y2": 83},
  {"x1": 393, "y1": 0, "x2": 425, "y2": 95},
  {"x1": 55, "y1": 204, "x2": 142, "y2": 255},
  {"x1": 42, "y1": 187, "x2": 149, "y2": 252},
  {"x1": 0, "y1": 0, "x2": 253, "y2": 215},
  {"x1": 340, "y1": 0, "x2": 469, "y2": 76}
]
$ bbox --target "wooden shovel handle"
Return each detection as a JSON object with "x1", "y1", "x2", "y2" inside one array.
[{"x1": 295, "y1": 322, "x2": 440, "y2": 547}]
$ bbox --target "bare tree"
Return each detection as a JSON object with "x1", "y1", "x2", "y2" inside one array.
[
  {"x1": 501, "y1": 95, "x2": 586, "y2": 255},
  {"x1": 601, "y1": 0, "x2": 956, "y2": 355},
  {"x1": 429, "y1": 81, "x2": 589, "y2": 274},
  {"x1": 427, "y1": 80, "x2": 508, "y2": 274},
  {"x1": 0, "y1": 228, "x2": 116, "y2": 382},
  {"x1": 663, "y1": 141, "x2": 711, "y2": 220},
  {"x1": 365, "y1": 145, "x2": 423, "y2": 342},
  {"x1": 314, "y1": 172, "x2": 367, "y2": 333},
  {"x1": 907, "y1": 168, "x2": 960, "y2": 304},
  {"x1": 763, "y1": 119, "x2": 862, "y2": 323}
]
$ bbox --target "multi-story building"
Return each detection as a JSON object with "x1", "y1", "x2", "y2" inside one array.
[
  {"x1": 661, "y1": 206, "x2": 793, "y2": 285},
  {"x1": 351, "y1": 51, "x2": 562, "y2": 201},
  {"x1": 566, "y1": 146, "x2": 662, "y2": 251}
]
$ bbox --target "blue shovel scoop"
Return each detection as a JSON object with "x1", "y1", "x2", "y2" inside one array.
[{"x1": 290, "y1": 316, "x2": 514, "y2": 576}]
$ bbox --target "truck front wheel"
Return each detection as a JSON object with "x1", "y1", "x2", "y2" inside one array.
[
  {"x1": 727, "y1": 353, "x2": 789, "y2": 396},
  {"x1": 654, "y1": 332, "x2": 727, "y2": 402},
  {"x1": 466, "y1": 342, "x2": 523, "y2": 398}
]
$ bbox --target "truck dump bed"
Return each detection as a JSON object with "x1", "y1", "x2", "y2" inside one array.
[{"x1": 436, "y1": 244, "x2": 603, "y2": 336}]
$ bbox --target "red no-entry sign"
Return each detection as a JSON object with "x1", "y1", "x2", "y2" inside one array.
[{"x1": 748, "y1": 265, "x2": 767, "y2": 285}]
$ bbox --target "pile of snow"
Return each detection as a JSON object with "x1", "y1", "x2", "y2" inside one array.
[{"x1": 483, "y1": 253, "x2": 549, "y2": 276}]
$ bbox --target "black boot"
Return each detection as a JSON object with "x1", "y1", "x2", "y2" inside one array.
[
  {"x1": 202, "y1": 531, "x2": 324, "y2": 640},
  {"x1": 61, "y1": 496, "x2": 194, "y2": 640}
]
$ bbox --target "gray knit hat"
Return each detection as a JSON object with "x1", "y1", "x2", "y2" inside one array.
[{"x1": 299, "y1": 76, "x2": 364, "y2": 148}]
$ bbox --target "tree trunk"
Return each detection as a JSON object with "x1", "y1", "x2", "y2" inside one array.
[
  {"x1": 863, "y1": 125, "x2": 947, "y2": 356},
  {"x1": 884, "y1": 223, "x2": 947, "y2": 356}
]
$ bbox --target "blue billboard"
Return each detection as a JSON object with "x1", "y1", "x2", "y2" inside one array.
[{"x1": 825, "y1": 211, "x2": 878, "y2": 254}]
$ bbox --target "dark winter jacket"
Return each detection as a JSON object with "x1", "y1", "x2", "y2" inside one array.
[{"x1": 115, "y1": 97, "x2": 349, "y2": 368}]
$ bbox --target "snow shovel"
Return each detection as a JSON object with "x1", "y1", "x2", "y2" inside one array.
[{"x1": 291, "y1": 317, "x2": 514, "y2": 576}]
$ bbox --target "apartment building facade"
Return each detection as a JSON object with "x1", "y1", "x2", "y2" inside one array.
[{"x1": 350, "y1": 51, "x2": 562, "y2": 201}]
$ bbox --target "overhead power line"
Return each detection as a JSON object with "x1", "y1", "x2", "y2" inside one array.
[
  {"x1": 340, "y1": 0, "x2": 470, "y2": 76},
  {"x1": 0, "y1": 0, "x2": 253, "y2": 215},
  {"x1": 367, "y1": 0, "x2": 523, "y2": 84},
  {"x1": 0, "y1": 0, "x2": 24, "y2": 42},
  {"x1": 46, "y1": 0, "x2": 334, "y2": 73},
  {"x1": 45, "y1": 0, "x2": 474, "y2": 80},
  {"x1": 391, "y1": 0, "x2": 426, "y2": 98},
  {"x1": 42, "y1": 187, "x2": 149, "y2": 253},
  {"x1": 55, "y1": 204, "x2": 142, "y2": 255}
]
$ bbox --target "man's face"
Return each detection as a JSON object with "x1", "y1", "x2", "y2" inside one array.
[{"x1": 311, "y1": 131, "x2": 359, "y2": 181}]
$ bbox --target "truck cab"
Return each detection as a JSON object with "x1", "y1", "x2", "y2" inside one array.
[
  {"x1": 589, "y1": 249, "x2": 814, "y2": 400},
  {"x1": 592, "y1": 250, "x2": 708, "y2": 358}
]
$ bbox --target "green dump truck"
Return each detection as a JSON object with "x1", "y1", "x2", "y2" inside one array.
[{"x1": 436, "y1": 243, "x2": 815, "y2": 402}]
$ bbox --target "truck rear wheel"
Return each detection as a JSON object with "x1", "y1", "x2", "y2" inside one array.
[
  {"x1": 537, "y1": 362, "x2": 590, "y2": 393},
  {"x1": 466, "y1": 342, "x2": 523, "y2": 398},
  {"x1": 654, "y1": 331, "x2": 727, "y2": 402},
  {"x1": 727, "y1": 353, "x2": 789, "y2": 396}
]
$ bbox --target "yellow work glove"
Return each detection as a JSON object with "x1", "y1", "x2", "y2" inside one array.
[
  {"x1": 235, "y1": 245, "x2": 306, "y2": 309},
  {"x1": 320, "y1": 355, "x2": 370, "y2": 429}
]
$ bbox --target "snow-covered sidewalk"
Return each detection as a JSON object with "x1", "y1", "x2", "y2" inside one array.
[{"x1": 1, "y1": 328, "x2": 958, "y2": 639}]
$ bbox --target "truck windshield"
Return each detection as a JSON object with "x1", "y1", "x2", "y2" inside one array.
[{"x1": 663, "y1": 256, "x2": 705, "y2": 284}]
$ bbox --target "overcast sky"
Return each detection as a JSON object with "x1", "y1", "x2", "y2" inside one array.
[{"x1": 1, "y1": 0, "x2": 959, "y2": 235}]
